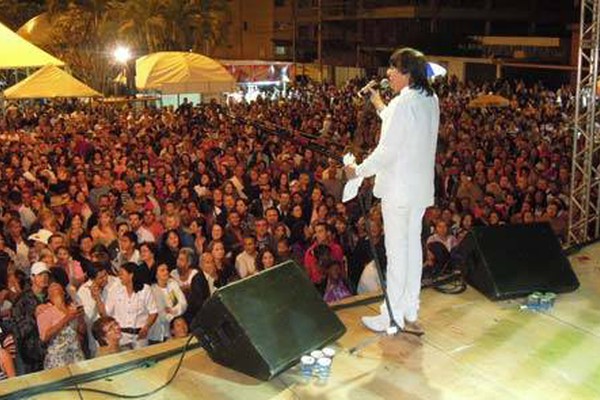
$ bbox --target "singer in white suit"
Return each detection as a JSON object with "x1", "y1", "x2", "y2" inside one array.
[{"x1": 345, "y1": 48, "x2": 440, "y2": 332}]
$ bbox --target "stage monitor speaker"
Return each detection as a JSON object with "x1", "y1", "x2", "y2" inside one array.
[
  {"x1": 191, "y1": 260, "x2": 346, "y2": 381},
  {"x1": 462, "y1": 222, "x2": 579, "y2": 300}
]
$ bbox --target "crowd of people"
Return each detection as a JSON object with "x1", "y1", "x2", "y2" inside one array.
[{"x1": 0, "y1": 75, "x2": 574, "y2": 379}]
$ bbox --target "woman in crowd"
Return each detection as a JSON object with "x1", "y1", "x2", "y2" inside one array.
[
  {"x1": 170, "y1": 248, "x2": 198, "y2": 296},
  {"x1": 138, "y1": 242, "x2": 159, "y2": 286},
  {"x1": 96, "y1": 262, "x2": 157, "y2": 349},
  {"x1": 255, "y1": 247, "x2": 277, "y2": 271},
  {"x1": 169, "y1": 316, "x2": 190, "y2": 339},
  {"x1": 90, "y1": 210, "x2": 117, "y2": 248},
  {"x1": 55, "y1": 246, "x2": 86, "y2": 289},
  {"x1": 209, "y1": 241, "x2": 237, "y2": 285},
  {"x1": 36, "y1": 281, "x2": 85, "y2": 370},
  {"x1": 91, "y1": 316, "x2": 122, "y2": 357},
  {"x1": 149, "y1": 263, "x2": 187, "y2": 343},
  {"x1": 158, "y1": 230, "x2": 182, "y2": 270}
]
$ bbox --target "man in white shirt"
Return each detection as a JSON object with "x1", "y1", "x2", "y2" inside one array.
[
  {"x1": 75, "y1": 261, "x2": 119, "y2": 357},
  {"x1": 235, "y1": 235, "x2": 258, "y2": 278},
  {"x1": 345, "y1": 48, "x2": 440, "y2": 332}
]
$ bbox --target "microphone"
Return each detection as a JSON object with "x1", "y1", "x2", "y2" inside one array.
[{"x1": 358, "y1": 79, "x2": 390, "y2": 98}]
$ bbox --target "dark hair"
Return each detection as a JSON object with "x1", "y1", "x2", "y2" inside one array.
[
  {"x1": 48, "y1": 234, "x2": 64, "y2": 244},
  {"x1": 313, "y1": 244, "x2": 332, "y2": 268},
  {"x1": 78, "y1": 234, "x2": 93, "y2": 246},
  {"x1": 164, "y1": 229, "x2": 181, "y2": 248},
  {"x1": 121, "y1": 231, "x2": 138, "y2": 245},
  {"x1": 121, "y1": 262, "x2": 144, "y2": 292},
  {"x1": 169, "y1": 315, "x2": 188, "y2": 335},
  {"x1": 91, "y1": 244, "x2": 111, "y2": 263},
  {"x1": 0, "y1": 254, "x2": 8, "y2": 290},
  {"x1": 88, "y1": 260, "x2": 111, "y2": 280},
  {"x1": 12, "y1": 269, "x2": 28, "y2": 293},
  {"x1": 92, "y1": 316, "x2": 117, "y2": 347},
  {"x1": 389, "y1": 47, "x2": 434, "y2": 96},
  {"x1": 152, "y1": 263, "x2": 169, "y2": 284},
  {"x1": 128, "y1": 211, "x2": 143, "y2": 220},
  {"x1": 255, "y1": 247, "x2": 276, "y2": 271},
  {"x1": 7, "y1": 190, "x2": 23, "y2": 205},
  {"x1": 139, "y1": 242, "x2": 157, "y2": 257},
  {"x1": 314, "y1": 221, "x2": 333, "y2": 235},
  {"x1": 50, "y1": 267, "x2": 70, "y2": 289}
]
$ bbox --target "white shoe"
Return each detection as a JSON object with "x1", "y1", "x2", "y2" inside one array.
[
  {"x1": 361, "y1": 315, "x2": 391, "y2": 333},
  {"x1": 404, "y1": 309, "x2": 418, "y2": 324}
]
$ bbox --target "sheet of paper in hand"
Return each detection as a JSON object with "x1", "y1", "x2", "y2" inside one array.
[{"x1": 342, "y1": 153, "x2": 364, "y2": 202}]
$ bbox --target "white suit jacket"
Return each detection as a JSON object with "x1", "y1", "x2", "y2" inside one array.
[{"x1": 356, "y1": 87, "x2": 439, "y2": 207}]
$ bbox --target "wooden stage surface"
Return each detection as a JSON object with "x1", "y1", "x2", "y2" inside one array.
[{"x1": 3, "y1": 242, "x2": 600, "y2": 400}]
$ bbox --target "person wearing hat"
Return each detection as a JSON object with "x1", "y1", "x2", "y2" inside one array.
[{"x1": 10, "y1": 262, "x2": 50, "y2": 374}]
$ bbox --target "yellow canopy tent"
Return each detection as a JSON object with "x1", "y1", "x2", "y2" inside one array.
[
  {"x1": 17, "y1": 13, "x2": 53, "y2": 47},
  {"x1": 135, "y1": 52, "x2": 235, "y2": 94},
  {"x1": 468, "y1": 94, "x2": 510, "y2": 108},
  {"x1": 0, "y1": 21, "x2": 64, "y2": 69},
  {"x1": 3, "y1": 65, "x2": 101, "y2": 99}
]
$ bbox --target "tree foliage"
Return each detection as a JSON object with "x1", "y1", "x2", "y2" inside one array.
[
  {"x1": 17, "y1": 0, "x2": 230, "y2": 94},
  {"x1": 0, "y1": 0, "x2": 46, "y2": 30}
]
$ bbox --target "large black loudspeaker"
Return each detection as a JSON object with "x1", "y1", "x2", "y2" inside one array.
[
  {"x1": 462, "y1": 222, "x2": 579, "y2": 300},
  {"x1": 191, "y1": 260, "x2": 346, "y2": 380}
]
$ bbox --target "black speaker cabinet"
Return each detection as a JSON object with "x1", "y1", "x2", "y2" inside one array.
[
  {"x1": 461, "y1": 222, "x2": 579, "y2": 300},
  {"x1": 191, "y1": 260, "x2": 346, "y2": 380}
]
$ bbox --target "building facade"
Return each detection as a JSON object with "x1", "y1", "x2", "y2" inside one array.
[{"x1": 214, "y1": 0, "x2": 576, "y2": 85}]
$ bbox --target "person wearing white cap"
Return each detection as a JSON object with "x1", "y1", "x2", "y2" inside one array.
[{"x1": 11, "y1": 262, "x2": 50, "y2": 373}]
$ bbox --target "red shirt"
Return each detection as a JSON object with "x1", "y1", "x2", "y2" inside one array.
[{"x1": 303, "y1": 241, "x2": 344, "y2": 283}]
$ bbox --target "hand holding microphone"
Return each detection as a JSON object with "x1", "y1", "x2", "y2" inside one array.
[
  {"x1": 358, "y1": 78, "x2": 390, "y2": 98},
  {"x1": 359, "y1": 78, "x2": 389, "y2": 113}
]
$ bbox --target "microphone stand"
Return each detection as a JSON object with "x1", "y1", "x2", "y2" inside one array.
[{"x1": 346, "y1": 189, "x2": 423, "y2": 356}]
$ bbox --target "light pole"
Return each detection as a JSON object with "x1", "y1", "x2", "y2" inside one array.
[{"x1": 113, "y1": 45, "x2": 133, "y2": 96}]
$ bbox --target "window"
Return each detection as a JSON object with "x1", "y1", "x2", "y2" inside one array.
[
  {"x1": 275, "y1": 0, "x2": 285, "y2": 6},
  {"x1": 274, "y1": 46, "x2": 288, "y2": 55}
]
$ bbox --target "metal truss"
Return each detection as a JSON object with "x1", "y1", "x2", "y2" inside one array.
[{"x1": 568, "y1": 0, "x2": 600, "y2": 246}]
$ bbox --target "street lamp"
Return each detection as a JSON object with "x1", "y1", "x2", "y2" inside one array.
[
  {"x1": 113, "y1": 45, "x2": 133, "y2": 95},
  {"x1": 114, "y1": 45, "x2": 132, "y2": 64}
]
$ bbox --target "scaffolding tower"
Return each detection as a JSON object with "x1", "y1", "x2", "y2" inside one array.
[{"x1": 568, "y1": 0, "x2": 600, "y2": 246}]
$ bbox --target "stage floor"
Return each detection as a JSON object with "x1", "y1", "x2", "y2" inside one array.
[{"x1": 2, "y1": 242, "x2": 600, "y2": 400}]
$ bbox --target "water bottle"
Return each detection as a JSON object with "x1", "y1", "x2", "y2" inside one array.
[
  {"x1": 315, "y1": 357, "x2": 332, "y2": 385},
  {"x1": 322, "y1": 347, "x2": 336, "y2": 359},
  {"x1": 539, "y1": 292, "x2": 556, "y2": 311},
  {"x1": 299, "y1": 355, "x2": 315, "y2": 383},
  {"x1": 310, "y1": 350, "x2": 324, "y2": 359}
]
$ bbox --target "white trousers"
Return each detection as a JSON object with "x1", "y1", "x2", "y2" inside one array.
[{"x1": 380, "y1": 200, "x2": 425, "y2": 327}]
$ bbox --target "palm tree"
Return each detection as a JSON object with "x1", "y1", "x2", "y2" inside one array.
[
  {"x1": 45, "y1": 0, "x2": 118, "y2": 93},
  {"x1": 110, "y1": 0, "x2": 169, "y2": 53},
  {"x1": 111, "y1": 0, "x2": 230, "y2": 55},
  {"x1": 161, "y1": 0, "x2": 195, "y2": 51},
  {"x1": 38, "y1": 0, "x2": 231, "y2": 93},
  {"x1": 0, "y1": 0, "x2": 46, "y2": 29},
  {"x1": 189, "y1": 0, "x2": 230, "y2": 55}
]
